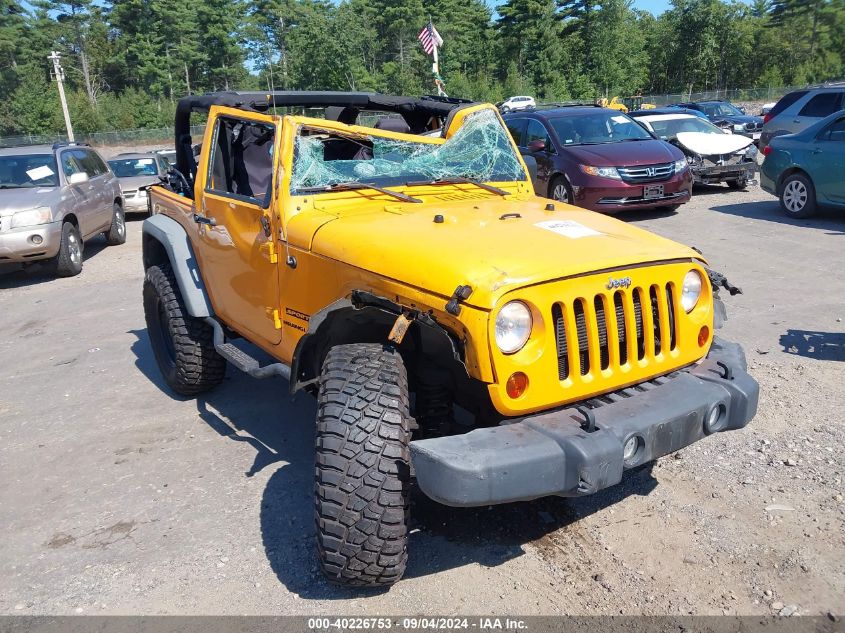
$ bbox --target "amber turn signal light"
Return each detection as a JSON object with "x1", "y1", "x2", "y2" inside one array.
[
  {"x1": 698, "y1": 325, "x2": 710, "y2": 347},
  {"x1": 506, "y1": 372, "x2": 529, "y2": 399}
]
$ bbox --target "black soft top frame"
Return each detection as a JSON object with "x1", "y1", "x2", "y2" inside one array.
[{"x1": 174, "y1": 91, "x2": 475, "y2": 183}]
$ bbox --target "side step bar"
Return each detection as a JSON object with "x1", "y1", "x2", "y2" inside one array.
[{"x1": 205, "y1": 317, "x2": 291, "y2": 381}]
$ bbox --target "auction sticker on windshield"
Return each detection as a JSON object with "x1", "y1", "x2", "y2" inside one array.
[
  {"x1": 26, "y1": 165, "x2": 54, "y2": 181},
  {"x1": 535, "y1": 219, "x2": 601, "y2": 239}
]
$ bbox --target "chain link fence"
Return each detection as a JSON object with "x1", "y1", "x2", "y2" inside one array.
[
  {"x1": 0, "y1": 125, "x2": 206, "y2": 149},
  {"x1": 642, "y1": 86, "x2": 802, "y2": 107}
]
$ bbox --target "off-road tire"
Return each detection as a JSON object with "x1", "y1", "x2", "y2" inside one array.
[
  {"x1": 779, "y1": 172, "x2": 817, "y2": 219},
  {"x1": 727, "y1": 177, "x2": 747, "y2": 190},
  {"x1": 105, "y1": 203, "x2": 127, "y2": 246},
  {"x1": 52, "y1": 221, "x2": 83, "y2": 277},
  {"x1": 315, "y1": 343, "x2": 411, "y2": 587},
  {"x1": 143, "y1": 263, "x2": 225, "y2": 395}
]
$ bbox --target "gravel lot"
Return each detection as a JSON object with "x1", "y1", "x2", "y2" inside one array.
[{"x1": 1, "y1": 182, "x2": 843, "y2": 617}]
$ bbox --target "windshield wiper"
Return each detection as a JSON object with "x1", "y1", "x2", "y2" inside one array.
[
  {"x1": 297, "y1": 181, "x2": 421, "y2": 203},
  {"x1": 0, "y1": 184, "x2": 24, "y2": 189},
  {"x1": 405, "y1": 177, "x2": 509, "y2": 197}
]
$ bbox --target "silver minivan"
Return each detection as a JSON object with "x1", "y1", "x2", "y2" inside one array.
[
  {"x1": 0, "y1": 143, "x2": 125, "y2": 276},
  {"x1": 760, "y1": 85, "x2": 845, "y2": 150}
]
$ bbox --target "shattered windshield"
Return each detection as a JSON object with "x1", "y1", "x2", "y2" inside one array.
[
  {"x1": 647, "y1": 116, "x2": 724, "y2": 139},
  {"x1": 290, "y1": 109, "x2": 526, "y2": 192}
]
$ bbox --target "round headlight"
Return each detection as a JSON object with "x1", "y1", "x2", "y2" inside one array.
[
  {"x1": 495, "y1": 301, "x2": 532, "y2": 354},
  {"x1": 681, "y1": 270, "x2": 703, "y2": 312}
]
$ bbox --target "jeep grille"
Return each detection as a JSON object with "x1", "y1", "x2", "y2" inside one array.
[{"x1": 553, "y1": 283, "x2": 677, "y2": 380}]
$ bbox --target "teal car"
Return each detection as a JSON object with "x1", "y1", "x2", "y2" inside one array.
[{"x1": 761, "y1": 109, "x2": 845, "y2": 218}]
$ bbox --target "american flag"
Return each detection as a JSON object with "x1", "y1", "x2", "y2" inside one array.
[{"x1": 417, "y1": 22, "x2": 443, "y2": 56}]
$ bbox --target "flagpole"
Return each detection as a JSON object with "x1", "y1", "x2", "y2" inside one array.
[{"x1": 432, "y1": 44, "x2": 444, "y2": 96}]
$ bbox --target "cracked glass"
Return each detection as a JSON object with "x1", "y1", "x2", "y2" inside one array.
[{"x1": 290, "y1": 109, "x2": 527, "y2": 192}]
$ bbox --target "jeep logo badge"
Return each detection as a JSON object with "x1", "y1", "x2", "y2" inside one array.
[{"x1": 606, "y1": 276, "x2": 632, "y2": 289}]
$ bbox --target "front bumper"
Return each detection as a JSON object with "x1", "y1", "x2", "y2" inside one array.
[
  {"x1": 124, "y1": 193, "x2": 150, "y2": 213},
  {"x1": 574, "y1": 171, "x2": 693, "y2": 213},
  {"x1": 0, "y1": 221, "x2": 62, "y2": 263},
  {"x1": 692, "y1": 162, "x2": 757, "y2": 185},
  {"x1": 411, "y1": 337, "x2": 758, "y2": 507}
]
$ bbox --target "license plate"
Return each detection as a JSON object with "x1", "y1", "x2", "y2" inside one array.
[
  {"x1": 643, "y1": 185, "x2": 664, "y2": 199},
  {"x1": 753, "y1": 132, "x2": 761, "y2": 140}
]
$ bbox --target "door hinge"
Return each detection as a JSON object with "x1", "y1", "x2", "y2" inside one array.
[
  {"x1": 262, "y1": 240, "x2": 279, "y2": 264},
  {"x1": 272, "y1": 309, "x2": 282, "y2": 329}
]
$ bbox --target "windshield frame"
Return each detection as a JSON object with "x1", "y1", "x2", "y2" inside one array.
[
  {"x1": 0, "y1": 153, "x2": 61, "y2": 189},
  {"x1": 548, "y1": 111, "x2": 655, "y2": 147}
]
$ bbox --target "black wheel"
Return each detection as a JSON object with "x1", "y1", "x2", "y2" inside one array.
[
  {"x1": 143, "y1": 263, "x2": 225, "y2": 395},
  {"x1": 779, "y1": 173, "x2": 817, "y2": 218},
  {"x1": 727, "y1": 177, "x2": 747, "y2": 190},
  {"x1": 52, "y1": 221, "x2": 83, "y2": 277},
  {"x1": 549, "y1": 176, "x2": 572, "y2": 204},
  {"x1": 315, "y1": 343, "x2": 412, "y2": 587},
  {"x1": 105, "y1": 203, "x2": 126, "y2": 245}
]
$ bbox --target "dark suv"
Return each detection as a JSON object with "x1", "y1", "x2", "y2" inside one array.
[
  {"x1": 672, "y1": 100, "x2": 764, "y2": 141},
  {"x1": 503, "y1": 106, "x2": 691, "y2": 213}
]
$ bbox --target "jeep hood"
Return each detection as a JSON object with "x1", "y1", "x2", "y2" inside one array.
[{"x1": 306, "y1": 195, "x2": 702, "y2": 309}]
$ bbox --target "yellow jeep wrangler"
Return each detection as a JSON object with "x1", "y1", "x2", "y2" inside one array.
[{"x1": 142, "y1": 91, "x2": 758, "y2": 587}]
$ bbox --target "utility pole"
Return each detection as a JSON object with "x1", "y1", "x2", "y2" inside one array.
[{"x1": 48, "y1": 51, "x2": 74, "y2": 142}]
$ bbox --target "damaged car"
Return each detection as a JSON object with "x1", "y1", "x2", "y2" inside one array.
[{"x1": 631, "y1": 111, "x2": 757, "y2": 189}]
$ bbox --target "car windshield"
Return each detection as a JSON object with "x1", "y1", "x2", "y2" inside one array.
[
  {"x1": 549, "y1": 112, "x2": 653, "y2": 145},
  {"x1": 700, "y1": 103, "x2": 743, "y2": 117},
  {"x1": 0, "y1": 154, "x2": 60, "y2": 188},
  {"x1": 290, "y1": 109, "x2": 526, "y2": 192},
  {"x1": 109, "y1": 157, "x2": 159, "y2": 178},
  {"x1": 646, "y1": 116, "x2": 723, "y2": 139}
]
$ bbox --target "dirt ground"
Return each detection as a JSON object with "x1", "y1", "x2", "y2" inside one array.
[{"x1": 0, "y1": 181, "x2": 843, "y2": 617}]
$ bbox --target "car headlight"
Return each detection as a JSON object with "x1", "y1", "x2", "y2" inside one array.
[
  {"x1": 733, "y1": 124, "x2": 744, "y2": 132},
  {"x1": 579, "y1": 165, "x2": 621, "y2": 180},
  {"x1": 681, "y1": 270, "x2": 703, "y2": 312},
  {"x1": 10, "y1": 207, "x2": 52, "y2": 229},
  {"x1": 495, "y1": 301, "x2": 533, "y2": 354},
  {"x1": 673, "y1": 158, "x2": 687, "y2": 173},
  {"x1": 744, "y1": 144, "x2": 758, "y2": 158}
]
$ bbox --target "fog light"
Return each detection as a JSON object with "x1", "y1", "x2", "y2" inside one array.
[
  {"x1": 506, "y1": 372, "x2": 529, "y2": 399},
  {"x1": 698, "y1": 325, "x2": 710, "y2": 347},
  {"x1": 623, "y1": 436, "x2": 640, "y2": 462},
  {"x1": 30, "y1": 235, "x2": 43, "y2": 245}
]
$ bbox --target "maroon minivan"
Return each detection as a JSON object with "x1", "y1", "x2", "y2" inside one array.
[{"x1": 503, "y1": 105, "x2": 692, "y2": 213}]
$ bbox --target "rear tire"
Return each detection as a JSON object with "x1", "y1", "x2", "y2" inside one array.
[
  {"x1": 143, "y1": 263, "x2": 225, "y2": 395},
  {"x1": 727, "y1": 177, "x2": 747, "y2": 190},
  {"x1": 52, "y1": 221, "x2": 83, "y2": 277},
  {"x1": 779, "y1": 173, "x2": 817, "y2": 218},
  {"x1": 105, "y1": 203, "x2": 126, "y2": 246},
  {"x1": 315, "y1": 343, "x2": 411, "y2": 587}
]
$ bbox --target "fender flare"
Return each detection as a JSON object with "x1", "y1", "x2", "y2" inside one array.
[
  {"x1": 141, "y1": 214, "x2": 213, "y2": 318},
  {"x1": 289, "y1": 291, "x2": 466, "y2": 394}
]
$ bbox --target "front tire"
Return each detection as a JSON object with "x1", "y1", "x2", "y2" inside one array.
[
  {"x1": 549, "y1": 176, "x2": 572, "y2": 204},
  {"x1": 315, "y1": 343, "x2": 411, "y2": 587},
  {"x1": 105, "y1": 203, "x2": 126, "y2": 246},
  {"x1": 52, "y1": 221, "x2": 83, "y2": 277},
  {"x1": 779, "y1": 173, "x2": 817, "y2": 218},
  {"x1": 143, "y1": 263, "x2": 225, "y2": 395},
  {"x1": 727, "y1": 176, "x2": 747, "y2": 190}
]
